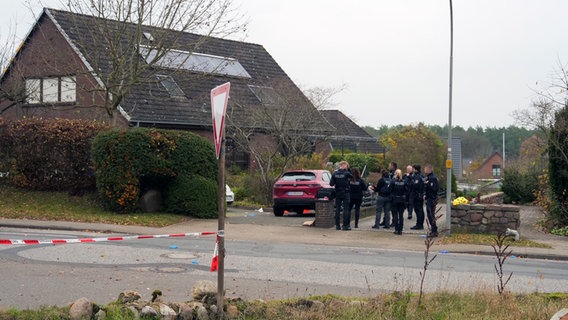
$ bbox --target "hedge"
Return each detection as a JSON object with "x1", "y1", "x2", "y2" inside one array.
[
  {"x1": 91, "y1": 128, "x2": 218, "y2": 214},
  {"x1": 0, "y1": 117, "x2": 108, "y2": 191}
]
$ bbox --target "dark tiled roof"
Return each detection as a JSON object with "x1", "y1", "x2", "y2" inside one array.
[
  {"x1": 45, "y1": 8, "x2": 334, "y2": 134},
  {"x1": 320, "y1": 110, "x2": 383, "y2": 153}
]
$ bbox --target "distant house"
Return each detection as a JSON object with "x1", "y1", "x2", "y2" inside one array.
[
  {"x1": 0, "y1": 8, "x2": 334, "y2": 168},
  {"x1": 320, "y1": 110, "x2": 383, "y2": 154},
  {"x1": 473, "y1": 151, "x2": 503, "y2": 180}
]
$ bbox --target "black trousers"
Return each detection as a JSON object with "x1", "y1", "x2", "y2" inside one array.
[
  {"x1": 414, "y1": 198, "x2": 425, "y2": 227},
  {"x1": 348, "y1": 198, "x2": 362, "y2": 225},
  {"x1": 335, "y1": 195, "x2": 351, "y2": 227},
  {"x1": 426, "y1": 197, "x2": 438, "y2": 233}
]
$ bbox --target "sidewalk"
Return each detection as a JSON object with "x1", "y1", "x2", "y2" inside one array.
[{"x1": 1, "y1": 205, "x2": 567, "y2": 261}]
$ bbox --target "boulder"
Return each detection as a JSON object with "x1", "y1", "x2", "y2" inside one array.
[
  {"x1": 159, "y1": 303, "x2": 177, "y2": 320},
  {"x1": 192, "y1": 280, "x2": 216, "y2": 300},
  {"x1": 140, "y1": 305, "x2": 158, "y2": 318},
  {"x1": 69, "y1": 297, "x2": 93, "y2": 320},
  {"x1": 177, "y1": 303, "x2": 194, "y2": 320}
]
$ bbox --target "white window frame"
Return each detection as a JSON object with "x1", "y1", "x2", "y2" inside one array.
[{"x1": 25, "y1": 76, "x2": 77, "y2": 104}]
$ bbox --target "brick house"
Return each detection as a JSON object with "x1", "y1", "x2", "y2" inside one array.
[
  {"x1": 320, "y1": 110, "x2": 383, "y2": 154},
  {"x1": 0, "y1": 8, "x2": 337, "y2": 167},
  {"x1": 473, "y1": 151, "x2": 504, "y2": 180}
]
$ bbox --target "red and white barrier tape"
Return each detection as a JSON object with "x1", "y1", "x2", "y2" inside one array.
[{"x1": 0, "y1": 231, "x2": 217, "y2": 245}]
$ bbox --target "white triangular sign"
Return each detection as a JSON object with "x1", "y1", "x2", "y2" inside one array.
[{"x1": 211, "y1": 82, "x2": 230, "y2": 159}]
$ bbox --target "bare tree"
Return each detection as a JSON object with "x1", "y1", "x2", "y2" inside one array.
[
  {"x1": 513, "y1": 62, "x2": 568, "y2": 226},
  {"x1": 0, "y1": 20, "x2": 28, "y2": 112},
  {"x1": 226, "y1": 81, "x2": 333, "y2": 204},
  {"x1": 301, "y1": 83, "x2": 348, "y2": 110},
  {"x1": 68, "y1": 0, "x2": 247, "y2": 119},
  {"x1": 514, "y1": 62, "x2": 568, "y2": 158}
]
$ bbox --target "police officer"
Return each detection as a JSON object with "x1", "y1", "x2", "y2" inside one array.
[
  {"x1": 330, "y1": 161, "x2": 353, "y2": 230},
  {"x1": 410, "y1": 164, "x2": 425, "y2": 230},
  {"x1": 371, "y1": 169, "x2": 392, "y2": 229},
  {"x1": 404, "y1": 165, "x2": 414, "y2": 220},
  {"x1": 424, "y1": 164, "x2": 439, "y2": 237},
  {"x1": 390, "y1": 169, "x2": 408, "y2": 235}
]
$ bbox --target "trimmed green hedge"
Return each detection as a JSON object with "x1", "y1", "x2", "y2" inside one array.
[
  {"x1": 91, "y1": 128, "x2": 218, "y2": 214},
  {"x1": 165, "y1": 175, "x2": 218, "y2": 218}
]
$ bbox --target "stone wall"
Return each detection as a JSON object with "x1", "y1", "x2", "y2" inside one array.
[
  {"x1": 477, "y1": 191, "x2": 505, "y2": 204},
  {"x1": 451, "y1": 204, "x2": 520, "y2": 234}
]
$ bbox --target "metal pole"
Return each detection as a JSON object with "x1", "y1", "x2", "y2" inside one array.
[
  {"x1": 217, "y1": 129, "x2": 226, "y2": 319},
  {"x1": 502, "y1": 132, "x2": 505, "y2": 170},
  {"x1": 445, "y1": 0, "x2": 454, "y2": 236}
]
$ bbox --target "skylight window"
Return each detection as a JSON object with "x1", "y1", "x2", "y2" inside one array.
[
  {"x1": 141, "y1": 46, "x2": 251, "y2": 78},
  {"x1": 248, "y1": 85, "x2": 278, "y2": 105},
  {"x1": 156, "y1": 74, "x2": 185, "y2": 97},
  {"x1": 143, "y1": 32, "x2": 154, "y2": 41}
]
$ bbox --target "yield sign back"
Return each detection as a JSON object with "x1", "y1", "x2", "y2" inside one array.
[{"x1": 211, "y1": 82, "x2": 231, "y2": 159}]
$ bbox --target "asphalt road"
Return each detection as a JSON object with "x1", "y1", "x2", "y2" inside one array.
[{"x1": 1, "y1": 225, "x2": 567, "y2": 309}]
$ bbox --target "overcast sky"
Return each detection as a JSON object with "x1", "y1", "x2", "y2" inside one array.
[{"x1": 2, "y1": 0, "x2": 568, "y2": 129}]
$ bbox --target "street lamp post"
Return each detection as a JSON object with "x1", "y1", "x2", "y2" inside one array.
[{"x1": 445, "y1": 0, "x2": 454, "y2": 236}]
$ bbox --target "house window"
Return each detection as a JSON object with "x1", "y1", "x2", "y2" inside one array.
[
  {"x1": 156, "y1": 74, "x2": 185, "y2": 97},
  {"x1": 25, "y1": 76, "x2": 76, "y2": 104},
  {"x1": 492, "y1": 164, "x2": 501, "y2": 177}
]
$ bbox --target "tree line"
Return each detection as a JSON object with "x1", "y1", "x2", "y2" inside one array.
[{"x1": 362, "y1": 124, "x2": 537, "y2": 161}]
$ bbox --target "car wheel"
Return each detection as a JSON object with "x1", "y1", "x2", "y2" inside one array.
[{"x1": 273, "y1": 206, "x2": 284, "y2": 216}]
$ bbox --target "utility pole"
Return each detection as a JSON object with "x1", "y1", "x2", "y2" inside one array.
[{"x1": 445, "y1": 0, "x2": 454, "y2": 236}]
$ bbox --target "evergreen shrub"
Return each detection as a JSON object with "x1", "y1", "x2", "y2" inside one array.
[
  {"x1": 165, "y1": 175, "x2": 218, "y2": 218},
  {"x1": 91, "y1": 128, "x2": 217, "y2": 213}
]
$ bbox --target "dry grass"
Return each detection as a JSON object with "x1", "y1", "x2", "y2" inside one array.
[
  {"x1": 233, "y1": 291, "x2": 568, "y2": 320},
  {"x1": 439, "y1": 232, "x2": 552, "y2": 248}
]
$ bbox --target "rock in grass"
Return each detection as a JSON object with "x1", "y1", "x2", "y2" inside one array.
[
  {"x1": 69, "y1": 297, "x2": 93, "y2": 320},
  {"x1": 192, "y1": 280, "x2": 216, "y2": 301}
]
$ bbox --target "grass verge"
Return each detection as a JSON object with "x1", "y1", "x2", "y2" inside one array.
[
  {"x1": 1, "y1": 292, "x2": 567, "y2": 319},
  {"x1": 439, "y1": 233, "x2": 552, "y2": 248},
  {"x1": 0, "y1": 185, "x2": 188, "y2": 227}
]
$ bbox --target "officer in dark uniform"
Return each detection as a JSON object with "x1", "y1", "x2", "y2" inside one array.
[
  {"x1": 330, "y1": 161, "x2": 353, "y2": 230},
  {"x1": 424, "y1": 164, "x2": 439, "y2": 237},
  {"x1": 410, "y1": 164, "x2": 425, "y2": 230}
]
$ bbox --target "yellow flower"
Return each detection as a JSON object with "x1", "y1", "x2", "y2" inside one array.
[{"x1": 453, "y1": 197, "x2": 468, "y2": 206}]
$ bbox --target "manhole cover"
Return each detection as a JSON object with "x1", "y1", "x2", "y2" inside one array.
[
  {"x1": 156, "y1": 266, "x2": 186, "y2": 273},
  {"x1": 162, "y1": 253, "x2": 198, "y2": 259}
]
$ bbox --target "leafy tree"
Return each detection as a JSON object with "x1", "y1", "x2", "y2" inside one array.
[{"x1": 379, "y1": 124, "x2": 446, "y2": 184}]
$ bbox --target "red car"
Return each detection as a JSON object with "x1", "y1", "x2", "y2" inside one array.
[{"x1": 272, "y1": 169, "x2": 332, "y2": 216}]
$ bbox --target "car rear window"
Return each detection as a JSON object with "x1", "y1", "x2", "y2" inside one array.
[{"x1": 281, "y1": 172, "x2": 316, "y2": 181}]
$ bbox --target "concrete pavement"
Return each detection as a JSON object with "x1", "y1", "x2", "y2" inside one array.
[{"x1": 1, "y1": 205, "x2": 567, "y2": 261}]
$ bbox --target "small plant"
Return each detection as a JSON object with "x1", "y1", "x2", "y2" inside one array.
[
  {"x1": 418, "y1": 199, "x2": 441, "y2": 306},
  {"x1": 550, "y1": 225, "x2": 568, "y2": 236},
  {"x1": 491, "y1": 233, "x2": 514, "y2": 295}
]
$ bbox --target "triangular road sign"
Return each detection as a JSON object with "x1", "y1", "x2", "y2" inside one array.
[{"x1": 211, "y1": 82, "x2": 231, "y2": 159}]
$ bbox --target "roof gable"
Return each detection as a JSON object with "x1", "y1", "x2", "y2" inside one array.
[{"x1": 27, "y1": 8, "x2": 333, "y2": 134}]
